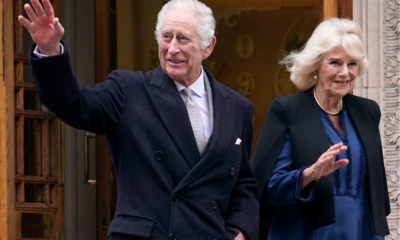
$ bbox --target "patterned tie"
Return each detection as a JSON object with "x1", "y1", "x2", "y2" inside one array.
[{"x1": 182, "y1": 88, "x2": 207, "y2": 156}]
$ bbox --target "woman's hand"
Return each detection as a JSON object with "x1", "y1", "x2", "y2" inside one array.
[
  {"x1": 18, "y1": 0, "x2": 64, "y2": 56},
  {"x1": 302, "y1": 142, "x2": 349, "y2": 189}
]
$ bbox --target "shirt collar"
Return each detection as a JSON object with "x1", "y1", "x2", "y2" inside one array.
[{"x1": 173, "y1": 68, "x2": 205, "y2": 98}]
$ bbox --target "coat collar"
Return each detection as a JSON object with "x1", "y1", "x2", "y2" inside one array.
[
  {"x1": 144, "y1": 66, "x2": 200, "y2": 168},
  {"x1": 143, "y1": 66, "x2": 234, "y2": 189},
  {"x1": 175, "y1": 67, "x2": 235, "y2": 191}
]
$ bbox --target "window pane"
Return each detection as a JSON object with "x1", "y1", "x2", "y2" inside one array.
[
  {"x1": 15, "y1": 117, "x2": 19, "y2": 175},
  {"x1": 24, "y1": 90, "x2": 41, "y2": 111},
  {"x1": 23, "y1": 63, "x2": 34, "y2": 83},
  {"x1": 22, "y1": 27, "x2": 33, "y2": 56},
  {"x1": 14, "y1": 61, "x2": 21, "y2": 82},
  {"x1": 20, "y1": 212, "x2": 52, "y2": 238},
  {"x1": 15, "y1": 183, "x2": 20, "y2": 203},
  {"x1": 24, "y1": 118, "x2": 42, "y2": 176},
  {"x1": 22, "y1": 0, "x2": 33, "y2": 55},
  {"x1": 50, "y1": 184, "x2": 56, "y2": 204},
  {"x1": 15, "y1": 89, "x2": 21, "y2": 110},
  {"x1": 25, "y1": 183, "x2": 45, "y2": 203}
]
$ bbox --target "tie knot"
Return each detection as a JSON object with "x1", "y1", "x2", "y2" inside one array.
[{"x1": 182, "y1": 88, "x2": 192, "y2": 98}]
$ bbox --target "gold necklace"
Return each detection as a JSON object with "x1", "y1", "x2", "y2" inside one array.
[{"x1": 313, "y1": 88, "x2": 342, "y2": 116}]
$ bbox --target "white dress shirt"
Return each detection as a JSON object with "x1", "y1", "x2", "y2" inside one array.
[{"x1": 174, "y1": 69, "x2": 211, "y2": 143}]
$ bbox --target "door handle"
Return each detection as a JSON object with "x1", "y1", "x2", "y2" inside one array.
[{"x1": 84, "y1": 133, "x2": 97, "y2": 185}]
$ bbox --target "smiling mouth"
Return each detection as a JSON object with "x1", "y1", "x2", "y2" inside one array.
[
  {"x1": 168, "y1": 60, "x2": 185, "y2": 64},
  {"x1": 334, "y1": 80, "x2": 350, "y2": 85}
]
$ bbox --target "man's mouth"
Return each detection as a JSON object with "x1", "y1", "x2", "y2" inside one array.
[{"x1": 168, "y1": 60, "x2": 185, "y2": 64}]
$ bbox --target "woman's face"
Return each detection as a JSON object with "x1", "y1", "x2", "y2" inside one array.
[{"x1": 317, "y1": 46, "x2": 358, "y2": 98}]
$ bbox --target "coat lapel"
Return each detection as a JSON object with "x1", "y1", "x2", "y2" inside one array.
[
  {"x1": 143, "y1": 66, "x2": 200, "y2": 168},
  {"x1": 343, "y1": 95, "x2": 375, "y2": 161},
  {"x1": 296, "y1": 89, "x2": 331, "y2": 167},
  {"x1": 175, "y1": 68, "x2": 235, "y2": 191}
]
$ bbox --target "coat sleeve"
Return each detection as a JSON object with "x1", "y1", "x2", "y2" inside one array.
[
  {"x1": 266, "y1": 133, "x2": 316, "y2": 206},
  {"x1": 369, "y1": 100, "x2": 390, "y2": 216},
  {"x1": 251, "y1": 98, "x2": 288, "y2": 196},
  {"x1": 29, "y1": 42, "x2": 127, "y2": 134},
  {"x1": 225, "y1": 105, "x2": 260, "y2": 240}
]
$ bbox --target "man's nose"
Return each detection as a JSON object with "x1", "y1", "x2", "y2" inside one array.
[{"x1": 168, "y1": 37, "x2": 180, "y2": 54}]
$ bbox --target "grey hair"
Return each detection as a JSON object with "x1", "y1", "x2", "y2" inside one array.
[
  {"x1": 280, "y1": 18, "x2": 368, "y2": 91},
  {"x1": 154, "y1": 0, "x2": 216, "y2": 49}
]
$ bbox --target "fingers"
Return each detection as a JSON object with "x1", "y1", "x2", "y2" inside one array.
[
  {"x1": 333, "y1": 159, "x2": 349, "y2": 171},
  {"x1": 24, "y1": 3, "x2": 37, "y2": 22},
  {"x1": 18, "y1": 15, "x2": 32, "y2": 30},
  {"x1": 53, "y1": 18, "x2": 65, "y2": 37},
  {"x1": 326, "y1": 142, "x2": 347, "y2": 156},
  {"x1": 24, "y1": 0, "x2": 54, "y2": 23},
  {"x1": 42, "y1": 0, "x2": 55, "y2": 18},
  {"x1": 31, "y1": 0, "x2": 45, "y2": 17}
]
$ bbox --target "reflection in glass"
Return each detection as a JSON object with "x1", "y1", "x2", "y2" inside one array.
[
  {"x1": 23, "y1": 63, "x2": 34, "y2": 83},
  {"x1": 25, "y1": 183, "x2": 45, "y2": 203},
  {"x1": 20, "y1": 212, "x2": 51, "y2": 238},
  {"x1": 24, "y1": 90, "x2": 41, "y2": 111},
  {"x1": 24, "y1": 118, "x2": 42, "y2": 176}
]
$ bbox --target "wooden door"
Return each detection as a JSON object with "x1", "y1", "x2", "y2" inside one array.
[
  {"x1": 3, "y1": 0, "x2": 64, "y2": 239},
  {"x1": 321, "y1": 0, "x2": 353, "y2": 20}
]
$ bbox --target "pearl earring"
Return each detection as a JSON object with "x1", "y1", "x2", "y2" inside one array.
[{"x1": 314, "y1": 71, "x2": 318, "y2": 80}]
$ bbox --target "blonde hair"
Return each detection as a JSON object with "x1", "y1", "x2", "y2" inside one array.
[{"x1": 280, "y1": 18, "x2": 368, "y2": 90}]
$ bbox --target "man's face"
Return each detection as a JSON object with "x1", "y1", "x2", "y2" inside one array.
[{"x1": 158, "y1": 10, "x2": 215, "y2": 86}]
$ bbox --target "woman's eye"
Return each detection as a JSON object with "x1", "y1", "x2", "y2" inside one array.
[
  {"x1": 349, "y1": 62, "x2": 357, "y2": 66},
  {"x1": 330, "y1": 61, "x2": 340, "y2": 65}
]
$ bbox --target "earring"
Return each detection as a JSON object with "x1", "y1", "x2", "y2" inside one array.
[{"x1": 314, "y1": 71, "x2": 318, "y2": 80}]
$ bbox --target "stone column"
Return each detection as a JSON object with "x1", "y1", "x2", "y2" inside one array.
[{"x1": 354, "y1": 0, "x2": 400, "y2": 239}]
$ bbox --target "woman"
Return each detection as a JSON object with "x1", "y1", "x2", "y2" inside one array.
[{"x1": 251, "y1": 18, "x2": 390, "y2": 239}]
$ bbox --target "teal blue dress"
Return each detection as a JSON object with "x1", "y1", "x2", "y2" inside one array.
[{"x1": 265, "y1": 106, "x2": 384, "y2": 240}]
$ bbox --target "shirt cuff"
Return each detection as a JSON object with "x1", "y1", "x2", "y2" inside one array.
[
  {"x1": 293, "y1": 166, "x2": 316, "y2": 203},
  {"x1": 33, "y1": 43, "x2": 64, "y2": 58}
]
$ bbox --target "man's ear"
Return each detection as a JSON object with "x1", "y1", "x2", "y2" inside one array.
[{"x1": 203, "y1": 36, "x2": 216, "y2": 59}]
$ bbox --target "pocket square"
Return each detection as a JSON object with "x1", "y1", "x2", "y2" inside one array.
[{"x1": 235, "y1": 138, "x2": 242, "y2": 145}]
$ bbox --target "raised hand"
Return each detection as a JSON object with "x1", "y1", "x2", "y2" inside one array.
[
  {"x1": 302, "y1": 142, "x2": 349, "y2": 188},
  {"x1": 18, "y1": 0, "x2": 64, "y2": 56}
]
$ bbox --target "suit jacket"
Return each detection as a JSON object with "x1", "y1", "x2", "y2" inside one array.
[
  {"x1": 29, "y1": 43, "x2": 259, "y2": 240},
  {"x1": 251, "y1": 88, "x2": 390, "y2": 236}
]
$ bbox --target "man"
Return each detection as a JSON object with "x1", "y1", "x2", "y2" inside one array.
[{"x1": 19, "y1": 0, "x2": 259, "y2": 239}]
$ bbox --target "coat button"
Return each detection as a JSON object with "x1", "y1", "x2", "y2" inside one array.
[
  {"x1": 230, "y1": 167, "x2": 236, "y2": 176},
  {"x1": 171, "y1": 192, "x2": 178, "y2": 202},
  {"x1": 155, "y1": 151, "x2": 163, "y2": 161},
  {"x1": 211, "y1": 200, "x2": 217, "y2": 209}
]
